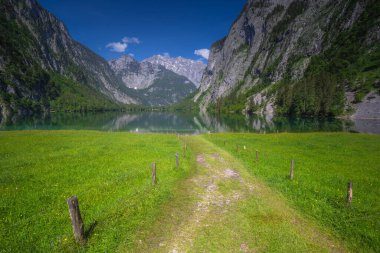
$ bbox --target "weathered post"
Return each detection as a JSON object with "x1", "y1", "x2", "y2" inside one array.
[
  {"x1": 152, "y1": 162, "x2": 157, "y2": 185},
  {"x1": 183, "y1": 144, "x2": 186, "y2": 158},
  {"x1": 347, "y1": 181, "x2": 353, "y2": 204},
  {"x1": 256, "y1": 150, "x2": 259, "y2": 162},
  {"x1": 224, "y1": 141, "x2": 226, "y2": 146},
  {"x1": 289, "y1": 160, "x2": 295, "y2": 180},
  {"x1": 236, "y1": 144, "x2": 239, "y2": 152},
  {"x1": 67, "y1": 196, "x2": 85, "y2": 243},
  {"x1": 176, "y1": 153, "x2": 180, "y2": 168}
]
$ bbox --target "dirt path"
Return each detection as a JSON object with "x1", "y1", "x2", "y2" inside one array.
[
  {"x1": 165, "y1": 153, "x2": 255, "y2": 253},
  {"x1": 135, "y1": 136, "x2": 347, "y2": 253}
]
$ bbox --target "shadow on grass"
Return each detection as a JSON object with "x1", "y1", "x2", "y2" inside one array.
[{"x1": 85, "y1": 221, "x2": 98, "y2": 239}]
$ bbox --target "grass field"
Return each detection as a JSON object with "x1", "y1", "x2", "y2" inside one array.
[
  {"x1": 137, "y1": 136, "x2": 347, "y2": 252},
  {"x1": 0, "y1": 131, "x2": 379, "y2": 252},
  {"x1": 0, "y1": 131, "x2": 191, "y2": 252},
  {"x1": 205, "y1": 133, "x2": 380, "y2": 252}
]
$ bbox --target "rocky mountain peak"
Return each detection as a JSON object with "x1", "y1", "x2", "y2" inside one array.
[
  {"x1": 143, "y1": 55, "x2": 206, "y2": 87},
  {"x1": 109, "y1": 55, "x2": 139, "y2": 72},
  {"x1": 108, "y1": 55, "x2": 197, "y2": 105},
  {"x1": 111, "y1": 54, "x2": 137, "y2": 64}
]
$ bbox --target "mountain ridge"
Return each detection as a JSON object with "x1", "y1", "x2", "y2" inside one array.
[
  {"x1": 0, "y1": 0, "x2": 138, "y2": 118},
  {"x1": 109, "y1": 55, "x2": 162, "y2": 90},
  {"x1": 195, "y1": 0, "x2": 380, "y2": 117},
  {"x1": 109, "y1": 54, "x2": 197, "y2": 106},
  {"x1": 0, "y1": 0, "x2": 204, "y2": 118},
  {"x1": 143, "y1": 55, "x2": 206, "y2": 87}
]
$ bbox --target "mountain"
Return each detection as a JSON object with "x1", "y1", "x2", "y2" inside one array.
[
  {"x1": 132, "y1": 69, "x2": 197, "y2": 106},
  {"x1": 144, "y1": 55, "x2": 206, "y2": 87},
  {"x1": 195, "y1": 0, "x2": 380, "y2": 117},
  {"x1": 0, "y1": 0, "x2": 136, "y2": 118},
  {"x1": 109, "y1": 55, "x2": 197, "y2": 106},
  {"x1": 109, "y1": 55, "x2": 163, "y2": 90}
]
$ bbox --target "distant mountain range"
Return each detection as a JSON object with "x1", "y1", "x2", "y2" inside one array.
[
  {"x1": 0, "y1": 0, "x2": 204, "y2": 117},
  {"x1": 108, "y1": 54, "x2": 205, "y2": 90},
  {"x1": 143, "y1": 55, "x2": 205, "y2": 87},
  {"x1": 108, "y1": 55, "x2": 200, "y2": 106},
  {"x1": 110, "y1": 55, "x2": 160, "y2": 90}
]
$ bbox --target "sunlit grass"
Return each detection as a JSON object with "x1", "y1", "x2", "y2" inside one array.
[
  {"x1": 204, "y1": 132, "x2": 380, "y2": 252},
  {"x1": 1, "y1": 131, "x2": 379, "y2": 252},
  {"x1": 0, "y1": 131, "x2": 191, "y2": 252}
]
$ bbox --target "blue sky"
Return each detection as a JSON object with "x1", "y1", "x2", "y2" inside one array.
[{"x1": 38, "y1": 0, "x2": 246, "y2": 62}]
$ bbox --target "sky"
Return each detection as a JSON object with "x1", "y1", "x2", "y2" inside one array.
[{"x1": 38, "y1": 0, "x2": 246, "y2": 62}]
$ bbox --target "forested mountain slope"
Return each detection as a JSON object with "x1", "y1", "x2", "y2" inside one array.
[
  {"x1": 195, "y1": 0, "x2": 380, "y2": 117},
  {"x1": 0, "y1": 0, "x2": 137, "y2": 118}
]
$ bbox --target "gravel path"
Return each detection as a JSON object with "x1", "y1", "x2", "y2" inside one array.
[{"x1": 166, "y1": 153, "x2": 254, "y2": 253}]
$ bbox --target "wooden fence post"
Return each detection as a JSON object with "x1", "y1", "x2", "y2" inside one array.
[
  {"x1": 67, "y1": 196, "x2": 85, "y2": 243},
  {"x1": 183, "y1": 144, "x2": 186, "y2": 158},
  {"x1": 236, "y1": 144, "x2": 239, "y2": 152},
  {"x1": 224, "y1": 141, "x2": 226, "y2": 146},
  {"x1": 347, "y1": 181, "x2": 353, "y2": 204},
  {"x1": 256, "y1": 150, "x2": 259, "y2": 162},
  {"x1": 152, "y1": 162, "x2": 157, "y2": 185},
  {"x1": 176, "y1": 153, "x2": 179, "y2": 168},
  {"x1": 289, "y1": 160, "x2": 295, "y2": 180}
]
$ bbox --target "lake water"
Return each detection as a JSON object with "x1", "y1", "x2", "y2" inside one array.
[{"x1": 0, "y1": 111, "x2": 379, "y2": 134}]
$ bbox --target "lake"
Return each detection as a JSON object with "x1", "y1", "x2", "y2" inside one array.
[{"x1": 0, "y1": 111, "x2": 379, "y2": 134}]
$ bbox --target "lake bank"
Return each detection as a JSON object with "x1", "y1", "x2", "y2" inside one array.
[{"x1": 1, "y1": 111, "x2": 379, "y2": 134}]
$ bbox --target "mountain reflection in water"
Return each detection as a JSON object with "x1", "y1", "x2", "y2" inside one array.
[{"x1": 0, "y1": 111, "x2": 379, "y2": 134}]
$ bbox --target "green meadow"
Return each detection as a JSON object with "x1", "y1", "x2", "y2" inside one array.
[
  {"x1": 0, "y1": 131, "x2": 379, "y2": 252},
  {"x1": 205, "y1": 133, "x2": 380, "y2": 252},
  {"x1": 0, "y1": 131, "x2": 192, "y2": 252}
]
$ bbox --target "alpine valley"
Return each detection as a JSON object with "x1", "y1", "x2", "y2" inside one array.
[
  {"x1": 1, "y1": 0, "x2": 379, "y2": 120},
  {"x1": 0, "y1": 0, "x2": 205, "y2": 118},
  {"x1": 1, "y1": 1, "x2": 380, "y2": 252}
]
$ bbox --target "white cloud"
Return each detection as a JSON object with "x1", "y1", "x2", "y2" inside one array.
[
  {"x1": 128, "y1": 53, "x2": 135, "y2": 57},
  {"x1": 122, "y1": 37, "x2": 141, "y2": 44},
  {"x1": 162, "y1": 52, "x2": 170, "y2": 58},
  {"x1": 106, "y1": 42, "x2": 128, "y2": 53},
  {"x1": 106, "y1": 36, "x2": 141, "y2": 53},
  {"x1": 194, "y1": 49, "x2": 210, "y2": 60}
]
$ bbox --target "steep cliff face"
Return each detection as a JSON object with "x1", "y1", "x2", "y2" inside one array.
[
  {"x1": 0, "y1": 0, "x2": 136, "y2": 116},
  {"x1": 195, "y1": 0, "x2": 380, "y2": 117}
]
